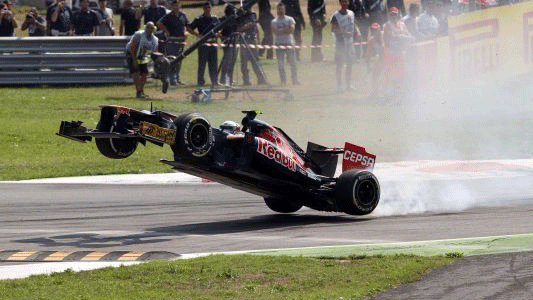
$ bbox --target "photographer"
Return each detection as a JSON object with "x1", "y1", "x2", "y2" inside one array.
[
  {"x1": 47, "y1": 0, "x2": 72, "y2": 36},
  {"x1": 21, "y1": 7, "x2": 47, "y2": 36},
  {"x1": 0, "y1": 2, "x2": 18, "y2": 37},
  {"x1": 237, "y1": 5, "x2": 266, "y2": 86}
]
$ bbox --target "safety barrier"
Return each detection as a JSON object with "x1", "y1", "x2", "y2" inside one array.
[{"x1": 0, "y1": 36, "x2": 131, "y2": 86}]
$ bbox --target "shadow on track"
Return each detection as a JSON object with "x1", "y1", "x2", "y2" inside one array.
[
  {"x1": 13, "y1": 214, "x2": 374, "y2": 248},
  {"x1": 149, "y1": 214, "x2": 373, "y2": 235}
]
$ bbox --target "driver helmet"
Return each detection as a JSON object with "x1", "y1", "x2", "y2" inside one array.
[{"x1": 220, "y1": 120, "x2": 241, "y2": 133}]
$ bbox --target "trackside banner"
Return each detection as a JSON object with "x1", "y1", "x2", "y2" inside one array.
[{"x1": 413, "y1": 2, "x2": 533, "y2": 90}]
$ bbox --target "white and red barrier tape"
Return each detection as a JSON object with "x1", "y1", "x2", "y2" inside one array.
[{"x1": 166, "y1": 41, "x2": 369, "y2": 49}]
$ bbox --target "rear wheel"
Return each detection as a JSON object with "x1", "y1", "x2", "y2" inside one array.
[
  {"x1": 264, "y1": 197, "x2": 303, "y2": 213},
  {"x1": 171, "y1": 113, "x2": 213, "y2": 161},
  {"x1": 335, "y1": 170, "x2": 380, "y2": 215},
  {"x1": 95, "y1": 108, "x2": 137, "y2": 159}
]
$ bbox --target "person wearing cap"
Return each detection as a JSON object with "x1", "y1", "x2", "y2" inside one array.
[
  {"x1": 387, "y1": 0, "x2": 405, "y2": 17},
  {"x1": 95, "y1": 0, "x2": 115, "y2": 36},
  {"x1": 382, "y1": 6, "x2": 412, "y2": 96},
  {"x1": 158, "y1": 0, "x2": 189, "y2": 86},
  {"x1": 126, "y1": 21, "x2": 159, "y2": 98},
  {"x1": 331, "y1": 0, "x2": 359, "y2": 93},
  {"x1": 187, "y1": 2, "x2": 220, "y2": 86}
]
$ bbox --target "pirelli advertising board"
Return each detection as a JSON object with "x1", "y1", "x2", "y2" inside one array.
[{"x1": 414, "y1": 2, "x2": 533, "y2": 90}]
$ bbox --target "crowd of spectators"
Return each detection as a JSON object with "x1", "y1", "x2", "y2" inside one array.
[{"x1": 0, "y1": 0, "x2": 523, "y2": 96}]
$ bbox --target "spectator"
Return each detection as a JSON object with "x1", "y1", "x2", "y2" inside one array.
[
  {"x1": 126, "y1": 21, "x2": 159, "y2": 98},
  {"x1": 0, "y1": 2, "x2": 17, "y2": 36},
  {"x1": 120, "y1": 0, "x2": 140, "y2": 36},
  {"x1": 416, "y1": 2, "x2": 439, "y2": 40},
  {"x1": 359, "y1": 0, "x2": 386, "y2": 58},
  {"x1": 71, "y1": 0, "x2": 101, "y2": 36},
  {"x1": 21, "y1": 7, "x2": 47, "y2": 36},
  {"x1": 187, "y1": 2, "x2": 219, "y2": 86},
  {"x1": 95, "y1": 0, "x2": 114, "y2": 36},
  {"x1": 308, "y1": 0, "x2": 326, "y2": 62},
  {"x1": 365, "y1": 22, "x2": 384, "y2": 98},
  {"x1": 136, "y1": 0, "x2": 167, "y2": 25},
  {"x1": 331, "y1": 0, "x2": 358, "y2": 93},
  {"x1": 47, "y1": 0, "x2": 72, "y2": 36},
  {"x1": 218, "y1": 4, "x2": 239, "y2": 86},
  {"x1": 281, "y1": 0, "x2": 305, "y2": 61},
  {"x1": 387, "y1": 0, "x2": 405, "y2": 17},
  {"x1": 237, "y1": 5, "x2": 267, "y2": 85},
  {"x1": 157, "y1": 0, "x2": 188, "y2": 86},
  {"x1": 258, "y1": 0, "x2": 274, "y2": 59},
  {"x1": 348, "y1": 0, "x2": 367, "y2": 62},
  {"x1": 383, "y1": 7, "x2": 412, "y2": 94},
  {"x1": 402, "y1": 3, "x2": 419, "y2": 39},
  {"x1": 272, "y1": 2, "x2": 300, "y2": 86}
]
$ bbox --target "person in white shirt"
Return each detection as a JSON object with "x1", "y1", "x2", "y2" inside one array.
[
  {"x1": 126, "y1": 22, "x2": 159, "y2": 98},
  {"x1": 331, "y1": 0, "x2": 359, "y2": 93},
  {"x1": 416, "y1": 2, "x2": 439, "y2": 40},
  {"x1": 95, "y1": 0, "x2": 115, "y2": 36},
  {"x1": 272, "y1": 2, "x2": 300, "y2": 86}
]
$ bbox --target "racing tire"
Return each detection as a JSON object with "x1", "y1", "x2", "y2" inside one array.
[
  {"x1": 94, "y1": 108, "x2": 138, "y2": 159},
  {"x1": 335, "y1": 170, "x2": 380, "y2": 215},
  {"x1": 264, "y1": 197, "x2": 303, "y2": 213},
  {"x1": 171, "y1": 113, "x2": 213, "y2": 160}
]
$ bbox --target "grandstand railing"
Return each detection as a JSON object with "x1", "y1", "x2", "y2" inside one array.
[{"x1": 0, "y1": 36, "x2": 131, "y2": 86}]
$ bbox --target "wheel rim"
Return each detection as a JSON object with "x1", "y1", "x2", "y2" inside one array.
[
  {"x1": 355, "y1": 179, "x2": 376, "y2": 207},
  {"x1": 189, "y1": 123, "x2": 209, "y2": 149}
]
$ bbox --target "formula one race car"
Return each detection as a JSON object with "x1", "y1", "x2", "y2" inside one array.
[{"x1": 57, "y1": 106, "x2": 380, "y2": 215}]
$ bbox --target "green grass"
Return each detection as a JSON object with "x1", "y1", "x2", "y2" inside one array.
[
  {"x1": 0, "y1": 254, "x2": 458, "y2": 299},
  {"x1": 0, "y1": 15, "x2": 378, "y2": 181}
]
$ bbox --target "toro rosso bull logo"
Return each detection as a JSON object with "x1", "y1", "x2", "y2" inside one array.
[
  {"x1": 257, "y1": 138, "x2": 297, "y2": 172},
  {"x1": 342, "y1": 142, "x2": 376, "y2": 171}
]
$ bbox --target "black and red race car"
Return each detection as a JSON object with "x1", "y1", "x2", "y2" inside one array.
[{"x1": 57, "y1": 106, "x2": 380, "y2": 215}]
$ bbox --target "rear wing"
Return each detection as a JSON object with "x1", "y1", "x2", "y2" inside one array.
[
  {"x1": 342, "y1": 142, "x2": 376, "y2": 172},
  {"x1": 306, "y1": 141, "x2": 376, "y2": 176}
]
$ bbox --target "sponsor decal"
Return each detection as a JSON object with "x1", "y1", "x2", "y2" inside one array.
[
  {"x1": 449, "y1": 19, "x2": 500, "y2": 79},
  {"x1": 257, "y1": 138, "x2": 296, "y2": 172},
  {"x1": 139, "y1": 121, "x2": 176, "y2": 145},
  {"x1": 342, "y1": 142, "x2": 376, "y2": 171}
]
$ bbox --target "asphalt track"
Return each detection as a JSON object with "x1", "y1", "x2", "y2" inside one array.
[{"x1": 2, "y1": 160, "x2": 533, "y2": 298}]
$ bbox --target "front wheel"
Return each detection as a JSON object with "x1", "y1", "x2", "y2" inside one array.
[
  {"x1": 264, "y1": 197, "x2": 303, "y2": 213},
  {"x1": 94, "y1": 108, "x2": 138, "y2": 159},
  {"x1": 335, "y1": 170, "x2": 380, "y2": 215},
  {"x1": 171, "y1": 113, "x2": 213, "y2": 161}
]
